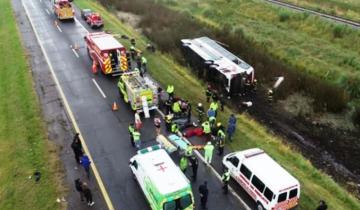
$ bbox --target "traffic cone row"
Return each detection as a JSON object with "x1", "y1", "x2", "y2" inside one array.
[{"x1": 112, "y1": 101, "x2": 119, "y2": 111}]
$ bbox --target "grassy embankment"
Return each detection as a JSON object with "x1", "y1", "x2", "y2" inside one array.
[
  {"x1": 0, "y1": 1, "x2": 62, "y2": 209},
  {"x1": 282, "y1": 0, "x2": 360, "y2": 22},
  {"x1": 76, "y1": 0, "x2": 360, "y2": 209}
]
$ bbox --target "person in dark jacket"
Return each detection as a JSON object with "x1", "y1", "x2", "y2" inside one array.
[
  {"x1": 189, "y1": 155, "x2": 198, "y2": 181},
  {"x1": 74, "y1": 178, "x2": 84, "y2": 201},
  {"x1": 227, "y1": 114, "x2": 236, "y2": 142},
  {"x1": 71, "y1": 133, "x2": 83, "y2": 164},
  {"x1": 82, "y1": 182, "x2": 95, "y2": 206},
  {"x1": 80, "y1": 155, "x2": 91, "y2": 179},
  {"x1": 316, "y1": 200, "x2": 328, "y2": 210},
  {"x1": 199, "y1": 181, "x2": 209, "y2": 209}
]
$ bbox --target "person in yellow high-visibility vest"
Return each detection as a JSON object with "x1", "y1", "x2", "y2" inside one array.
[
  {"x1": 166, "y1": 85, "x2": 174, "y2": 99},
  {"x1": 210, "y1": 101, "x2": 219, "y2": 117},
  {"x1": 204, "y1": 142, "x2": 214, "y2": 165},
  {"x1": 132, "y1": 129, "x2": 141, "y2": 149},
  {"x1": 172, "y1": 101, "x2": 181, "y2": 114}
]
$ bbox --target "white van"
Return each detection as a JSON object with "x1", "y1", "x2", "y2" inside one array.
[{"x1": 223, "y1": 148, "x2": 300, "y2": 210}]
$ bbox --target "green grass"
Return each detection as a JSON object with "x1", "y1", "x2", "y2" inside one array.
[
  {"x1": 0, "y1": 0, "x2": 63, "y2": 209},
  {"x1": 76, "y1": 0, "x2": 360, "y2": 209},
  {"x1": 282, "y1": 0, "x2": 360, "y2": 22},
  {"x1": 161, "y1": 0, "x2": 360, "y2": 98}
]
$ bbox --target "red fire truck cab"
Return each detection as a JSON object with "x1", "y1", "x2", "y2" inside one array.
[
  {"x1": 85, "y1": 32, "x2": 129, "y2": 75},
  {"x1": 86, "y1": 13, "x2": 104, "y2": 28}
]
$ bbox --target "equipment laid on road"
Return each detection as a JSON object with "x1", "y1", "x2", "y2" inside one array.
[
  {"x1": 156, "y1": 135, "x2": 177, "y2": 154},
  {"x1": 117, "y1": 71, "x2": 158, "y2": 112},
  {"x1": 85, "y1": 32, "x2": 130, "y2": 75},
  {"x1": 53, "y1": 0, "x2": 74, "y2": 20},
  {"x1": 129, "y1": 145, "x2": 194, "y2": 210},
  {"x1": 181, "y1": 37, "x2": 255, "y2": 96},
  {"x1": 223, "y1": 148, "x2": 300, "y2": 210},
  {"x1": 85, "y1": 13, "x2": 104, "y2": 28}
]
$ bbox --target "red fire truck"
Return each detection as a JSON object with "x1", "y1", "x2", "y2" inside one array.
[{"x1": 85, "y1": 32, "x2": 129, "y2": 75}]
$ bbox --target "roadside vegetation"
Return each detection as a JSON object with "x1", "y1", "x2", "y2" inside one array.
[
  {"x1": 282, "y1": 0, "x2": 360, "y2": 22},
  {"x1": 0, "y1": 0, "x2": 63, "y2": 209},
  {"x1": 76, "y1": 0, "x2": 360, "y2": 209}
]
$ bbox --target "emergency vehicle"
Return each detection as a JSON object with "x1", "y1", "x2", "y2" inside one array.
[
  {"x1": 117, "y1": 71, "x2": 158, "y2": 112},
  {"x1": 53, "y1": 0, "x2": 74, "y2": 20},
  {"x1": 85, "y1": 32, "x2": 129, "y2": 75},
  {"x1": 223, "y1": 148, "x2": 300, "y2": 210},
  {"x1": 85, "y1": 13, "x2": 104, "y2": 28},
  {"x1": 181, "y1": 37, "x2": 255, "y2": 96},
  {"x1": 129, "y1": 145, "x2": 194, "y2": 210}
]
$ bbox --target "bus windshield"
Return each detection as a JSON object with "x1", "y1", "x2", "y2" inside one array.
[{"x1": 163, "y1": 194, "x2": 192, "y2": 210}]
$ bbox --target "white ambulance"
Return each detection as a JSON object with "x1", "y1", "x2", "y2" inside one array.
[
  {"x1": 129, "y1": 145, "x2": 194, "y2": 210},
  {"x1": 223, "y1": 148, "x2": 300, "y2": 210}
]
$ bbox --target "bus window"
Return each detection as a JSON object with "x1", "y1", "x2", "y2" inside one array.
[
  {"x1": 251, "y1": 175, "x2": 265, "y2": 193},
  {"x1": 289, "y1": 188, "x2": 298, "y2": 199},
  {"x1": 277, "y1": 192, "x2": 287, "y2": 203},
  {"x1": 264, "y1": 187, "x2": 274, "y2": 201},
  {"x1": 240, "y1": 164, "x2": 252, "y2": 180}
]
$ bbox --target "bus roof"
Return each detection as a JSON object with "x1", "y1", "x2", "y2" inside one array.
[
  {"x1": 135, "y1": 149, "x2": 190, "y2": 195},
  {"x1": 181, "y1": 37, "x2": 254, "y2": 78},
  {"x1": 237, "y1": 148, "x2": 299, "y2": 193},
  {"x1": 88, "y1": 32, "x2": 124, "y2": 51}
]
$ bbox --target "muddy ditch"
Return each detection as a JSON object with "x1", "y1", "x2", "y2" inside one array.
[{"x1": 98, "y1": 0, "x2": 360, "y2": 195}]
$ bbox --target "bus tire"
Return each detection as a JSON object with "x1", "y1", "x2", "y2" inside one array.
[{"x1": 256, "y1": 203, "x2": 264, "y2": 210}]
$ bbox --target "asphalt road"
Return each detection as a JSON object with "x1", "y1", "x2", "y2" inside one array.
[{"x1": 20, "y1": 0, "x2": 255, "y2": 209}]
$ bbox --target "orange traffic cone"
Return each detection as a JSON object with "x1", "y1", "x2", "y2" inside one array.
[
  {"x1": 92, "y1": 61, "x2": 97, "y2": 74},
  {"x1": 112, "y1": 101, "x2": 119, "y2": 111}
]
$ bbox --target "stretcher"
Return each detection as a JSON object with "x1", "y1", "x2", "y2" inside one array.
[
  {"x1": 156, "y1": 135, "x2": 177, "y2": 153},
  {"x1": 167, "y1": 134, "x2": 188, "y2": 151}
]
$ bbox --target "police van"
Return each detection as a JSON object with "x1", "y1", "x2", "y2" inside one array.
[
  {"x1": 223, "y1": 148, "x2": 300, "y2": 210},
  {"x1": 129, "y1": 145, "x2": 194, "y2": 210}
]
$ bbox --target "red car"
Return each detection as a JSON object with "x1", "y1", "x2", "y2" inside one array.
[{"x1": 86, "y1": 13, "x2": 104, "y2": 28}]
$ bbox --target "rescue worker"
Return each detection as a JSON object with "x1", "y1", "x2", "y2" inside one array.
[
  {"x1": 209, "y1": 115, "x2": 216, "y2": 129},
  {"x1": 196, "y1": 103, "x2": 205, "y2": 124},
  {"x1": 171, "y1": 122, "x2": 179, "y2": 134},
  {"x1": 134, "y1": 111, "x2": 142, "y2": 130},
  {"x1": 207, "y1": 107, "x2": 216, "y2": 119},
  {"x1": 185, "y1": 145, "x2": 193, "y2": 157},
  {"x1": 217, "y1": 128, "x2": 226, "y2": 156},
  {"x1": 201, "y1": 121, "x2": 211, "y2": 142},
  {"x1": 211, "y1": 90, "x2": 218, "y2": 102},
  {"x1": 153, "y1": 115, "x2": 161, "y2": 136},
  {"x1": 130, "y1": 45, "x2": 136, "y2": 60},
  {"x1": 166, "y1": 84, "x2": 174, "y2": 99},
  {"x1": 141, "y1": 56, "x2": 147, "y2": 73},
  {"x1": 133, "y1": 129, "x2": 141, "y2": 149},
  {"x1": 165, "y1": 98, "x2": 173, "y2": 114},
  {"x1": 172, "y1": 100, "x2": 181, "y2": 115},
  {"x1": 222, "y1": 169, "x2": 230, "y2": 194},
  {"x1": 189, "y1": 155, "x2": 198, "y2": 181},
  {"x1": 198, "y1": 181, "x2": 209, "y2": 209},
  {"x1": 219, "y1": 94, "x2": 225, "y2": 111},
  {"x1": 179, "y1": 155, "x2": 188, "y2": 173},
  {"x1": 205, "y1": 85, "x2": 212, "y2": 103},
  {"x1": 227, "y1": 114, "x2": 236, "y2": 142},
  {"x1": 165, "y1": 114, "x2": 173, "y2": 131},
  {"x1": 128, "y1": 123, "x2": 135, "y2": 147},
  {"x1": 209, "y1": 100, "x2": 219, "y2": 117},
  {"x1": 204, "y1": 141, "x2": 214, "y2": 165},
  {"x1": 316, "y1": 200, "x2": 328, "y2": 210}
]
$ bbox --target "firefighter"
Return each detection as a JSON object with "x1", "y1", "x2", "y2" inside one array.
[
  {"x1": 205, "y1": 85, "x2": 212, "y2": 103},
  {"x1": 209, "y1": 115, "x2": 216, "y2": 129},
  {"x1": 165, "y1": 114, "x2": 173, "y2": 131},
  {"x1": 204, "y1": 141, "x2": 214, "y2": 165},
  {"x1": 185, "y1": 145, "x2": 193, "y2": 157},
  {"x1": 196, "y1": 103, "x2": 205, "y2": 124},
  {"x1": 141, "y1": 56, "x2": 147, "y2": 73},
  {"x1": 128, "y1": 123, "x2": 135, "y2": 147},
  {"x1": 130, "y1": 38, "x2": 136, "y2": 46},
  {"x1": 166, "y1": 84, "x2": 174, "y2": 99},
  {"x1": 217, "y1": 128, "x2": 226, "y2": 156},
  {"x1": 133, "y1": 129, "x2": 141, "y2": 149},
  {"x1": 222, "y1": 169, "x2": 230, "y2": 194},
  {"x1": 179, "y1": 155, "x2": 188, "y2": 173},
  {"x1": 210, "y1": 101, "x2": 219, "y2": 117},
  {"x1": 171, "y1": 122, "x2": 179, "y2": 134},
  {"x1": 165, "y1": 98, "x2": 173, "y2": 115},
  {"x1": 130, "y1": 45, "x2": 136, "y2": 60},
  {"x1": 201, "y1": 121, "x2": 211, "y2": 142},
  {"x1": 172, "y1": 100, "x2": 181, "y2": 115}
]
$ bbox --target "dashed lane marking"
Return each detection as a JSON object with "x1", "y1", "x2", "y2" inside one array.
[
  {"x1": 45, "y1": 9, "x2": 50, "y2": 15},
  {"x1": 56, "y1": 24, "x2": 62, "y2": 32},
  {"x1": 92, "y1": 78, "x2": 107, "y2": 98},
  {"x1": 22, "y1": 1, "x2": 114, "y2": 209},
  {"x1": 71, "y1": 48, "x2": 80, "y2": 58}
]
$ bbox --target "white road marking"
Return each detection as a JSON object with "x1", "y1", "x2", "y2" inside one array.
[
  {"x1": 56, "y1": 24, "x2": 62, "y2": 32},
  {"x1": 71, "y1": 48, "x2": 79, "y2": 58},
  {"x1": 22, "y1": 1, "x2": 114, "y2": 209},
  {"x1": 155, "y1": 108, "x2": 251, "y2": 210},
  {"x1": 75, "y1": 17, "x2": 90, "y2": 32},
  {"x1": 92, "y1": 79, "x2": 107, "y2": 98},
  {"x1": 45, "y1": 9, "x2": 50, "y2": 15},
  {"x1": 29, "y1": 0, "x2": 35, "y2": 8}
]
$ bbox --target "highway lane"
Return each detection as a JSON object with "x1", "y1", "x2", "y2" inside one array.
[{"x1": 22, "y1": 0, "x2": 250, "y2": 209}]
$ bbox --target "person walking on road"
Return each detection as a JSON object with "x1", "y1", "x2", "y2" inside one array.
[
  {"x1": 227, "y1": 114, "x2": 236, "y2": 142},
  {"x1": 199, "y1": 181, "x2": 209, "y2": 209},
  {"x1": 316, "y1": 200, "x2": 328, "y2": 210},
  {"x1": 189, "y1": 155, "x2": 198, "y2": 181},
  {"x1": 154, "y1": 115, "x2": 161, "y2": 136},
  {"x1": 222, "y1": 169, "x2": 230, "y2": 194},
  {"x1": 80, "y1": 155, "x2": 91, "y2": 179},
  {"x1": 128, "y1": 123, "x2": 135, "y2": 147},
  {"x1": 74, "y1": 178, "x2": 84, "y2": 201},
  {"x1": 71, "y1": 133, "x2": 83, "y2": 164},
  {"x1": 179, "y1": 155, "x2": 188, "y2": 173},
  {"x1": 133, "y1": 129, "x2": 141, "y2": 149},
  {"x1": 134, "y1": 111, "x2": 142, "y2": 131},
  {"x1": 82, "y1": 182, "x2": 95, "y2": 207},
  {"x1": 204, "y1": 142, "x2": 214, "y2": 165}
]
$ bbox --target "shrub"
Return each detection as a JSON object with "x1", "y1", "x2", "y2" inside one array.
[
  {"x1": 279, "y1": 11, "x2": 291, "y2": 22},
  {"x1": 333, "y1": 25, "x2": 347, "y2": 38}
]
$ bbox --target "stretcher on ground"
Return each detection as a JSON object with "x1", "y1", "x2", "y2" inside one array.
[{"x1": 155, "y1": 135, "x2": 177, "y2": 153}]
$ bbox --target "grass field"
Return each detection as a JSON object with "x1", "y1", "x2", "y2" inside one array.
[
  {"x1": 0, "y1": 0, "x2": 62, "y2": 209},
  {"x1": 76, "y1": 0, "x2": 360, "y2": 209},
  {"x1": 282, "y1": 0, "x2": 360, "y2": 22},
  {"x1": 160, "y1": 0, "x2": 360, "y2": 99}
]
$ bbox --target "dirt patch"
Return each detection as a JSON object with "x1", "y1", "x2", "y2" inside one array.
[{"x1": 117, "y1": 11, "x2": 142, "y2": 31}]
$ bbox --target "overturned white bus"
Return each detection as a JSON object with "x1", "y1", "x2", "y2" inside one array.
[{"x1": 181, "y1": 37, "x2": 255, "y2": 96}]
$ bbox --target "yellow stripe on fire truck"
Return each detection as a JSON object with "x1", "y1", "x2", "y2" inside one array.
[{"x1": 120, "y1": 55, "x2": 128, "y2": 71}]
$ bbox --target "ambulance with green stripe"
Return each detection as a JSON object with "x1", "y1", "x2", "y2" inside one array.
[
  {"x1": 129, "y1": 145, "x2": 194, "y2": 210},
  {"x1": 85, "y1": 32, "x2": 129, "y2": 75},
  {"x1": 118, "y1": 71, "x2": 158, "y2": 112}
]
